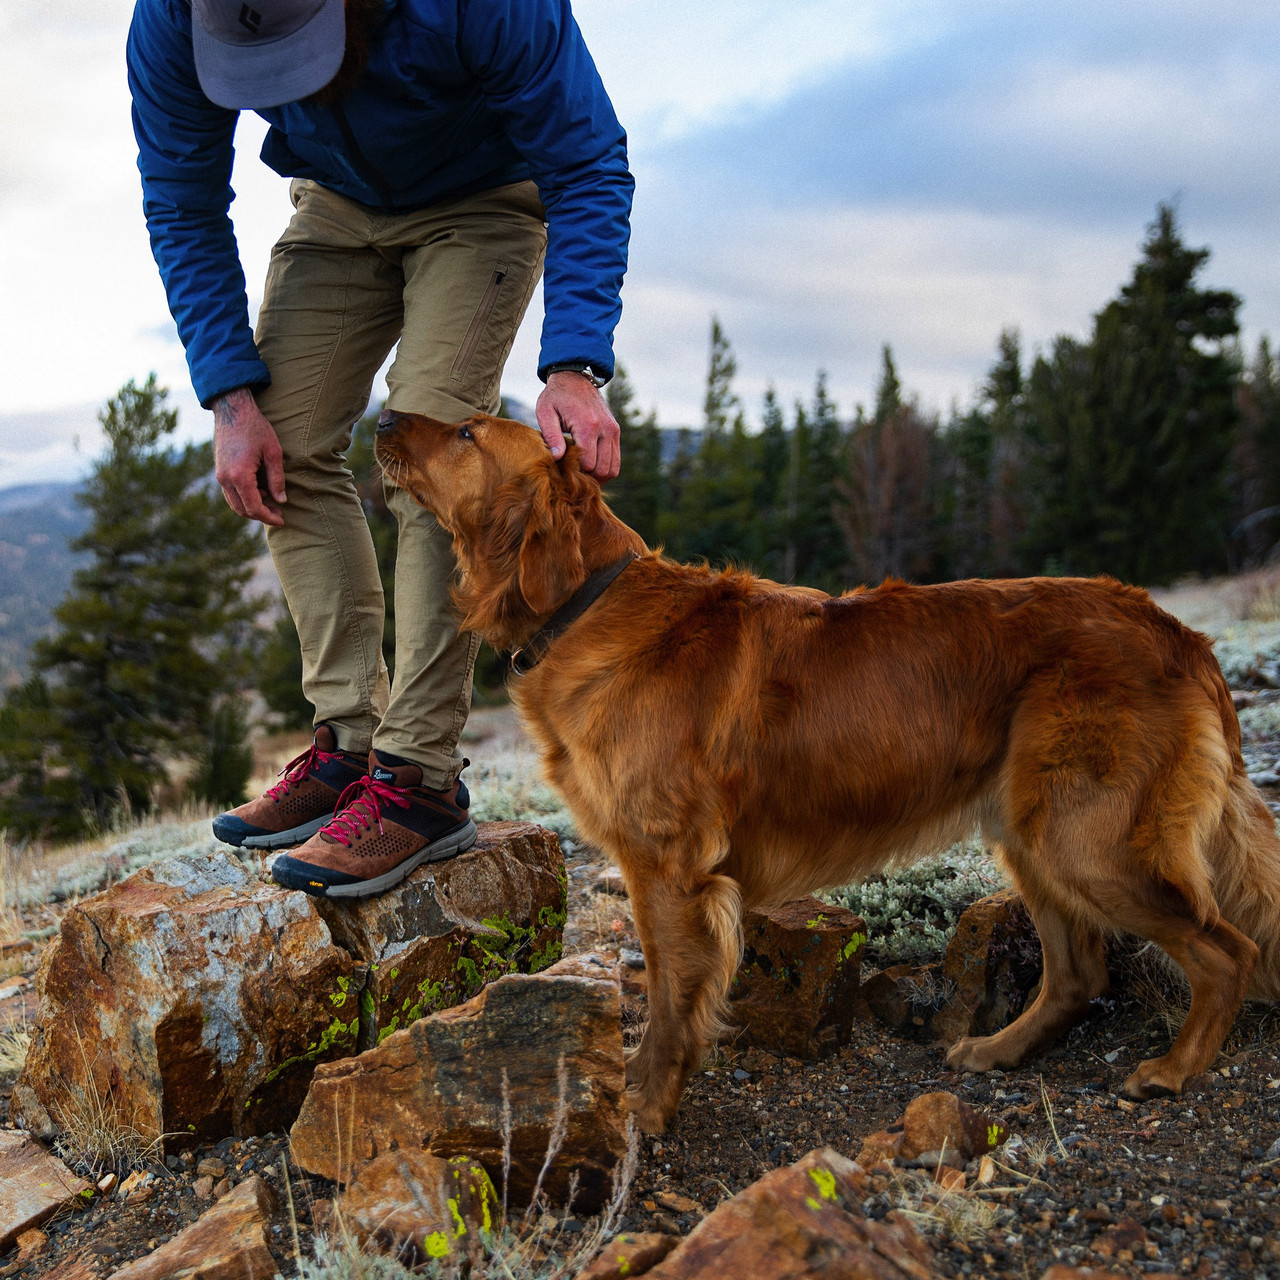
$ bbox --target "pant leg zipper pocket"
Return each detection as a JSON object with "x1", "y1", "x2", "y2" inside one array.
[{"x1": 451, "y1": 267, "x2": 507, "y2": 381}]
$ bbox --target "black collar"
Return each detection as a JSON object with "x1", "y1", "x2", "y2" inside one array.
[{"x1": 509, "y1": 552, "x2": 639, "y2": 676}]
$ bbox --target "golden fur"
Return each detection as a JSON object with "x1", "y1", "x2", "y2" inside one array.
[{"x1": 377, "y1": 410, "x2": 1280, "y2": 1134}]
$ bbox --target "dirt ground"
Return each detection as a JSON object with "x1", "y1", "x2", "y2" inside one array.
[{"x1": 4, "y1": 636, "x2": 1280, "y2": 1277}]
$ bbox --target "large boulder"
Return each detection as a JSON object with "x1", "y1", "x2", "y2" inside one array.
[
  {"x1": 289, "y1": 952, "x2": 627, "y2": 1211},
  {"x1": 14, "y1": 825, "x2": 568, "y2": 1150},
  {"x1": 728, "y1": 898, "x2": 865, "y2": 1059},
  {"x1": 644, "y1": 1148, "x2": 940, "y2": 1279},
  {"x1": 14, "y1": 850, "x2": 362, "y2": 1145},
  {"x1": 315, "y1": 822, "x2": 566, "y2": 1048}
]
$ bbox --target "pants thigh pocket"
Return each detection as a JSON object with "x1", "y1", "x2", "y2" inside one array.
[{"x1": 450, "y1": 265, "x2": 509, "y2": 382}]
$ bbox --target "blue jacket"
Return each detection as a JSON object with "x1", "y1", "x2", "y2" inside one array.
[{"x1": 127, "y1": 0, "x2": 633, "y2": 407}]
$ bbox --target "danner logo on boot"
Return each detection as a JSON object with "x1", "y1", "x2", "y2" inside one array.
[{"x1": 372, "y1": 767, "x2": 396, "y2": 783}]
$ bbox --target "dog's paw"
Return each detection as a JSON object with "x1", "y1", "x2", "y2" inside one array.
[
  {"x1": 1122, "y1": 1057, "x2": 1184, "y2": 1100},
  {"x1": 625, "y1": 1084, "x2": 671, "y2": 1135},
  {"x1": 945, "y1": 1035, "x2": 1014, "y2": 1074}
]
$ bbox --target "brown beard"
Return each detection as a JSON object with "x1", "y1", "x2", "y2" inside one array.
[{"x1": 308, "y1": 0, "x2": 386, "y2": 106}]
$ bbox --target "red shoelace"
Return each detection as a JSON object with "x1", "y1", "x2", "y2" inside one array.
[
  {"x1": 265, "y1": 741, "x2": 341, "y2": 802},
  {"x1": 320, "y1": 776, "x2": 410, "y2": 847}
]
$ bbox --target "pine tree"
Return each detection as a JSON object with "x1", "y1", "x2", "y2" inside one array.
[
  {"x1": 0, "y1": 376, "x2": 261, "y2": 833},
  {"x1": 603, "y1": 364, "x2": 663, "y2": 546},
  {"x1": 937, "y1": 329, "x2": 1028, "y2": 579},
  {"x1": 1232, "y1": 339, "x2": 1280, "y2": 566},
  {"x1": 1023, "y1": 205, "x2": 1241, "y2": 583},
  {"x1": 660, "y1": 318, "x2": 765, "y2": 567},
  {"x1": 839, "y1": 349, "x2": 935, "y2": 583}
]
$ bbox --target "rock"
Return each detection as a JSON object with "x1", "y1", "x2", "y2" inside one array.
[
  {"x1": 193, "y1": 1175, "x2": 214, "y2": 1200},
  {"x1": 577, "y1": 1232, "x2": 679, "y2": 1280},
  {"x1": 196, "y1": 1158, "x2": 226, "y2": 1179},
  {"x1": 315, "y1": 821, "x2": 566, "y2": 1049},
  {"x1": 117, "y1": 1171, "x2": 152, "y2": 1202},
  {"x1": 14, "y1": 850, "x2": 363, "y2": 1146},
  {"x1": 1039, "y1": 1269, "x2": 1109, "y2": 1280},
  {"x1": 1093, "y1": 1217, "x2": 1147, "y2": 1258},
  {"x1": 655, "y1": 1192, "x2": 702, "y2": 1216},
  {"x1": 332, "y1": 1150, "x2": 497, "y2": 1267},
  {"x1": 856, "y1": 1126, "x2": 905, "y2": 1170},
  {"x1": 0, "y1": 1131, "x2": 93, "y2": 1251},
  {"x1": 15, "y1": 825, "x2": 567, "y2": 1150},
  {"x1": 862, "y1": 964, "x2": 943, "y2": 1032},
  {"x1": 39, "y1": 1255, "x2": 100, "y2": 1280},
  {"x1": 290, "y1": 952, "x2": 626, "y2": 1211},
  {"x1": 931, "y1": 889, "x2": 1042, "y2": 1044},
  {"x1": 900, "y1": 1091, "x2": 1008, "y2": 1164},
  {"x1": 935, "y1": 1167, "x2": 965, "y2": 1192},
  {"x1": 593, "y1": 867, "x2": 628, "y2": 896},
  {"x1": 644, "y1": 1148, "x2": 938, "y2": 1279},
  {"x1": 728, "y1": 898, "x2": 866, "y2": 1059},
  {"x1": 16, "y1": 1227, "x2": 49, "y2": 1259},
  {"x1": 107, "y1": 1175, "x2": 277, "y2": 1280}
]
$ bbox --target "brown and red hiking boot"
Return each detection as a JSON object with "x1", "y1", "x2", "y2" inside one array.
[
  {"x1": 212, "y1": 724, "x2": 368, "y2": 850},
  {"x1": 270, "y1": 754, "x2": 477, "y2": 898}
]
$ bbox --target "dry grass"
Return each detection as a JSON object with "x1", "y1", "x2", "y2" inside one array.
[
  {"x1": 47, "y1": 1026, "x2": 165, "y2": 1177},
  {"x1": 0, "y1": 833, "x2": 26, "y2": 946},
  {"x1": 885, "y1": 1167, "x2": 1009, "y2": 1244},
  {"x1": 0, "y1": 1019, "x2": 30, "y2": 1077},
  {"x1": 565, "y1": 887, "x2": 633, "y2": 956}
]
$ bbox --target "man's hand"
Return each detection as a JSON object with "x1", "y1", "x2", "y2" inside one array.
[
  {"x1": 536, "y1": 371, "x2": 621, "y2": 480},
  {"x1": 213, "y1": 387, "x2": 287, "y2": 527}
]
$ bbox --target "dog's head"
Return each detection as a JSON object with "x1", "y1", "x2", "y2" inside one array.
[{"x1": 374, "y1": 410, "x2": 644, "y2": 647}]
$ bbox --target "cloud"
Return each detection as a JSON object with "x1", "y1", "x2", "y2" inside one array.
[{"x1": 3, "y1": 0, "x2": 1278, "y2": 454}]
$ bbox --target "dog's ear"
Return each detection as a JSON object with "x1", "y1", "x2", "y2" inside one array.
[{"x1": 517, "y1": 459, "x2": 586, "y2": 616}]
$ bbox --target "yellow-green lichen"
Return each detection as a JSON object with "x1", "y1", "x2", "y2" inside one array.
[
  {"x1": 261, "y1": 1014, "x2": 359, "y2": 1085},
  {"x1": 841, "y1": 933, "x2": 867, "y2": 961}
]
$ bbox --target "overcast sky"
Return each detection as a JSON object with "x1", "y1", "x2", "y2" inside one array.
[{"x1": 2, "y1": 0, "x2": 1278, "y2": 486}]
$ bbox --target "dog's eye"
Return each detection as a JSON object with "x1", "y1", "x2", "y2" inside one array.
[{"x1": 458, "y1": 425, "x2": 474, "y2": 441}]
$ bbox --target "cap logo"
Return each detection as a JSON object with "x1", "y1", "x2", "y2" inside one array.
[{"x1": 238, "y1": 5, "x2": 262, "y2": 33}]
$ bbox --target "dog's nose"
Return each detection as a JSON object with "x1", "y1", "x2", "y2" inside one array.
[{"x1": 376, "y1": 410, "x2": 398, "y2": 433}]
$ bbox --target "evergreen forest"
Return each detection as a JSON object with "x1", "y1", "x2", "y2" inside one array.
[{"x1": 5, "y1": 204, "x2": 1280, "y2": 837}]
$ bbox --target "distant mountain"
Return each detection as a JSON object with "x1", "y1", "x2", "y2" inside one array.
[{"x1": 0, "y1": 482, "x2": 89, "y2": 686}]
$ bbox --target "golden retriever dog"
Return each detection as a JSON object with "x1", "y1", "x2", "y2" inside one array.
[{"x1": 375, "y1": 410, "x2": 1280, "y2": 1135}]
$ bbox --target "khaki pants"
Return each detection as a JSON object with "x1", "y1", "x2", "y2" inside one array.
[{"x1": 254, "y1": 178, "x2": 547, "y2": 788}]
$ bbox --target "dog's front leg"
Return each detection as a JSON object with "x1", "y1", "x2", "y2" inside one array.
[{"x1": 624, "y1": 868, "x2": 743, "y2": 1134}]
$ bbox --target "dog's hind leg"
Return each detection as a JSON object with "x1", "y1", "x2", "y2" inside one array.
[
  {"x1": 946, "y1": 890, "x2": 1108, "y2": 1074},
  {"x1": 624, "y1": 867, "x2": 742, "y2": 1134},
  {"x1": 1114, "y1": 896, "x2": 1257, "y2": 1098}
]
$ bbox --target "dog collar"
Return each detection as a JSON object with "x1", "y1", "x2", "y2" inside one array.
[{"x1": 508, "y1": 551, "x2": 639, "y2": 676}]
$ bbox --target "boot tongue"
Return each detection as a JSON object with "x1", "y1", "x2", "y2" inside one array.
[
  {"x1": 369, "y1": 755, "x2": 422, "y2": 789},
  {"x1": 313, "y1": 723, "x2": 340, "y2": 752}
]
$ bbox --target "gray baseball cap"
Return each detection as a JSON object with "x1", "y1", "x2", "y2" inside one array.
[{"x1": 191, "y1": 0, "x2": 347, "y2": 110}]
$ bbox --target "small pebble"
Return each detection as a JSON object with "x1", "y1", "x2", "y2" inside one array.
[{"x1": 620, "y1": 947, "x2": 645, "y2": 970}]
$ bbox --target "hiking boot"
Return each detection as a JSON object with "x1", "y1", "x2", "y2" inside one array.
[
  {"x1": 270, "y1": 754, "x2": 477, "y2": 898},
  {"x1": 211, "y1": 724, "x2": 368, "y2": 850}
]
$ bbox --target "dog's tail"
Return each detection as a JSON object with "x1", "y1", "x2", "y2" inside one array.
[
  {"x1": 1208, "y1": 767, "x2": 1280, "y2": 1000},
  {"x1": 1192, "y1": 640, "x2": 1280, "y2": 1001}
]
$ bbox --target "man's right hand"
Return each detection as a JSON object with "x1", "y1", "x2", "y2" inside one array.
[{"x1": 213, "y1": 387, "x2": 287, "y2": 527}]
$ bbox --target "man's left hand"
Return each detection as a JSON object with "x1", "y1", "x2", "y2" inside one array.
[{"x1": 536, "y1": 371, "x2": 621, "y2": 480}]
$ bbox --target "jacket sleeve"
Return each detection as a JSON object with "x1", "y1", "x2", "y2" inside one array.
[
  {"x1": 126, "y1": 0, "x2": 270, "y2": 407},
  {"x1": 457, "y1": 0, "x2": 634, "y2": 380}
]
